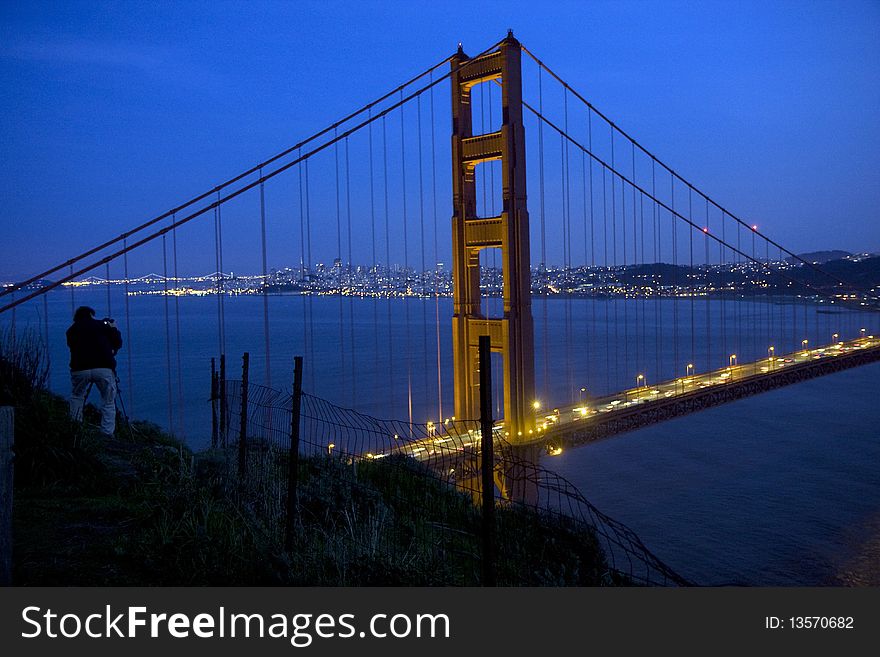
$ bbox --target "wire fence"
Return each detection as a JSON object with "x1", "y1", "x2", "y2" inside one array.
[{"x1": 214, "y1": 371, "x2": 692, "y2": 586}]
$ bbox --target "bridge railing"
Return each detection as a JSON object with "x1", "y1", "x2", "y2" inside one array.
[{"x1": 219, "y1": 376, "x2": 692, "y2": 586}]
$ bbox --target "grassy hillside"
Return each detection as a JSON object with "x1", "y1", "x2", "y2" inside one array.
[{"x1": 3, "y1": 334, "x2": 608, "y2": 586}]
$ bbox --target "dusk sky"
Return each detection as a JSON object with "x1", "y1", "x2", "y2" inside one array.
[{"x1": 2, "y1": 0, "x2": 879, "y2": 281}]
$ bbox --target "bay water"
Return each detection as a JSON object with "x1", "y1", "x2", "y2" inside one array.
[{"x1": 4, "y1": 287, "x2": 878, "y2": 584}]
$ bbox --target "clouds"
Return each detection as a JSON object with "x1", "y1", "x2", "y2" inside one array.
[{"x1": 1, "y1": 35, "x2": 227, "y2": 89}]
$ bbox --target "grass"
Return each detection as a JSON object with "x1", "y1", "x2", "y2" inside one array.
[{"x1": 5, "y1": 332, "x2": 609, "y2": 585}]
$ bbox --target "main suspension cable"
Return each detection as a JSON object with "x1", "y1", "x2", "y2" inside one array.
[
  {"x1": 519, "y1": 43, "x2": 875, "y2": 297},
  {"x1": 2, "y1": 39, "x2": 507, "y2": 315},
  {"x1": 1, "y1": 54, "x2": 457, "y2": 300}
]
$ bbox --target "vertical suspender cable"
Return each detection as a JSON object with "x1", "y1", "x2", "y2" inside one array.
[
  {"x1": 705, "y1": 198, "x2": 710, "y2": 370},
  {"x1": 369, "y1": 110, "x2": 381, "y2": 403},
  {"x1": 400, "y1": 90, "x2": 413, "y2": 431},
  {"x1": 581, "y1": 149, "x2": 589, "y2": 394},
  {"x1": 298, "y1": 153, "x2": 309, "y2": 389},
  {"x1": 105, "y1": 263, "x2": 112, "y2": 316},
  {"x1": 162, "y1": 234, "x2": 174, "y2": 435},
  {"x1": 602, "y1": 166, "x2": 609, "y2": 394},
  {"x1": 217, "y1": 191, "x2": 227, "y2": 357},
  {"x1": 588, "y1": 108, "x2": 596, "y2": 394},
  {"x1": 259, "y1": 169, "x2": 272, "y2": 389},
  {"x1": 298, "y1": 151, "x2": 306, "y2": 281},
  {"x1": 632, "y1": 142, "x2": 639, "y2": 381},
  {"x1": 345, "y1": 138, "x2": 356, "y2": 406},
  {"x1": 653, "y1": 159, "x2": 660, "y2": 380},
  {"x1": 623, "y1": 140, "x2": 630, "y2": 383},
  {"x1": 214, "y1": 204, "x2": 223, "y2": 359},
  {"x1": 417, "y1": 95, "x2": 429, "y2": 417},
  {"x1": 42, "y1": 292, "x2": 50, "y2": 379},
  {"x1": 172, "y1": 214, "x2": 185, "y2": 439},
  {"x1": 431, "y1": 74, "x2": 443, "y2": 423},
  {"x1": 611, "y1": 127, "x2": 619, "y2": 388},
  {"x1": 69, "y1": 264, "x2": 75, "y2": 316},
  {"x1": 737, "y1": 222, "x2": 743, "y2": 359},
  {"x1": 689, "y1": 187, "x2": 695, "y2": 369},
  {"x1": 213, "y1": 191, "x2": 227, "y2": 359},
  {"x1": 383, "y1": 115, "x2": 395, "y2": 412},
  {"x1": 721, "y1": 211, "x2": 727, "y2": 367},
  {"x1": 777, "y1": 246, "x2": 783, "y2": 356},
  {"x1": 766, "y1": 238, "x2": 773, "y2": 355},
  {"x1": 123, "y1": 239, "x2": 133, "y2": 413},
  {"x1": 672, "y1": 173, "x2": 679, "y2": 376},
  {"x1": 538, "y1": 67, "x2": 549, "y2": 397},
  {"x1": 334, "y1": 129, "x2": 345, "y2": 402},
  {"x1": 640, "y1": 188, "x2": 646, "y2": 380},
  {"x1": 304, "y1": 158, "x2": 316, "y2": 393},
  {"x1": 752, "y1": 225, "x2": 758, "y2": 364},
  {"x1": 562, "y1": 96, "x2": 573, "y2": 402}
]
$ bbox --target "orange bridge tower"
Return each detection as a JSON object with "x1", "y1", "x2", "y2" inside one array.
[{"x1": 450, "y1": 33, "x2": 536, "y2": 440}]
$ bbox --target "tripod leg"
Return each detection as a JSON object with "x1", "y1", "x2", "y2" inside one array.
[{"x1": 114, "y1": 375, "x2": 135, "y2": 442}]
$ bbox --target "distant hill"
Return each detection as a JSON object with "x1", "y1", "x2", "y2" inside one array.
[{"x1": 786, "y1": 250, "x2": 851, "y2": 265}]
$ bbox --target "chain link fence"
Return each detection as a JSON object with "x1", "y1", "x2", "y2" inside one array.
[{"x1": 213, "y1": 372, "x2": 691, "y2": 586}]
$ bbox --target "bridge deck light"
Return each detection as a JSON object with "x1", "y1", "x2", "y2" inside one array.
[{"x1": 532, "y1": 400, "x2": 541, "y2": 410}]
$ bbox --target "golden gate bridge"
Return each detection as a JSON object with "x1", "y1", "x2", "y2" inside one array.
[{"x1": 2, "y1": 33, "x2": 879, "y2": 584}]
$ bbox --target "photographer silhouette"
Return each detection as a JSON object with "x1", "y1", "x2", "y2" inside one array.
[{"x1": 66, "y1": 306, "x2": 123, "y2": 437}]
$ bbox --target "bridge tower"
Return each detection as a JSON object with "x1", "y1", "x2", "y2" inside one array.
[{"x1": 450, "y1": 33, "x2": 535, "y2": 440}]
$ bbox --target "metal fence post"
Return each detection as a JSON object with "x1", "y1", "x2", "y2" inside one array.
[
  {"x1": 478, "y1": 336, "x2": 496, "y2": 586},
  {"x1": 219, "y1": 353, "x2": 227, "y2": 448},
  {"x1": 210, "y1": 357, "x2": 219, "y2": 449},
  {"x1": 1, "y1": 406, "x2": 13, "y2": 586},
  {"x1": 238, "y1": 352, "x2": 249, "y2": 491},
  {"x1": 285, "y1": 356, "x2": 304, "y2": 552}
]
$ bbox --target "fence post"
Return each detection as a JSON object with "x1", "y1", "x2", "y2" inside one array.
[
  {"x1": 478, "y1": 336, "x2": 496, "y2": 587},
  {"x1": 219, "y1": 353, "x2": 227, "y2": 448},
  {"x1": 1, "y1": 407, "x2": 13, "y2": 586},
  {"x1": 285, "y1": 356, "x2": 304, "y2": 552},
  {"x1": 210, "y1": 357, "x2": 218, "y2": 449},
  {"x1": 238, "y1": 352, "x2": 249, "y2": 492}
]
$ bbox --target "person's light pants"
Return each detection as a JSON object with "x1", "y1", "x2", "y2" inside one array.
[{"x1": 69, "y1": 368, "x2": 117, "y2": 436}]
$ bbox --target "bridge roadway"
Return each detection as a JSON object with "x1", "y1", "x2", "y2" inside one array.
[{"x1": 365, "y1": 336, "x2": 880, "y2": 468}]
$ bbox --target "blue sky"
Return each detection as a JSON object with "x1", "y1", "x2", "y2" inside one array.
[{"x1": 1, "y1": 0, "x2": 879, "y2": 279}]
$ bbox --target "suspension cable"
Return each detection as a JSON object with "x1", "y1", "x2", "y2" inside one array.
[
  {"x1": 523, "y1": 102, "x2": 876, "y2": 314},
  {"x1": 1, "y1": 39, "x2": 508, "y2": 315},
  {"x1": 0, "y1": 54, "x2": 458, "y2": 300},
  {"x1": 519, "y1": 43, "x2": 874, "y2": 297}
]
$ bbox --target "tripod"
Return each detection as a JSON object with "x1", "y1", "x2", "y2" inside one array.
[{"x1": 114, "y1": 373, "x2": 136, "y2": 442}]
